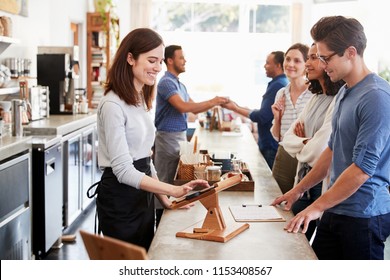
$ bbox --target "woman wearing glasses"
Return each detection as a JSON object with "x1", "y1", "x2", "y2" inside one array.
[
  {"x1": 271, "y1": 43, "x2": 312, "y2": 194},
  {"x1": 281, "y1": 43, "x2": 345, "y2": 241}
]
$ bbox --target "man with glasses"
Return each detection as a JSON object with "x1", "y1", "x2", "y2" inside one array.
[
  {"x1": 316, "y1": 52, "x2": 338, "y2": 65},
  {"x1": 272, "y1": 16, "x2": 390, "y2": 260}
]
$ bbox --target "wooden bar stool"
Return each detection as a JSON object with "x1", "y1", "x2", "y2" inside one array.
[{"x1": 79, "y1": 230, "x2": 148, "y2": 260}]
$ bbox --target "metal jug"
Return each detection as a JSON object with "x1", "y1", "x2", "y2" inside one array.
[{"x1": 12, "y1": 99, "x2": 23, "y2": 137}]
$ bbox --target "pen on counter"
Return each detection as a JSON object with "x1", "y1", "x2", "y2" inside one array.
[{"x1": 242, "y1": 204, "x2": 262, "y2": 207}]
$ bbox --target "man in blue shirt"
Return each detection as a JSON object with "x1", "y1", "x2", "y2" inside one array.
[
  {"x1": 272, "y1": 16, "x2": 390, "y2": 260},
  {"x1": 222, "y1": 51, "x2": 288, "y2": 169},
  {"x1": 154, "y1": 45, "x2": 228, "y2": 225}
]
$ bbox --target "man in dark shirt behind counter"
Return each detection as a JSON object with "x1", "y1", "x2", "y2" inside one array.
[{"x1": 223, "y1": 51, "x2": 288, "y2": 169}]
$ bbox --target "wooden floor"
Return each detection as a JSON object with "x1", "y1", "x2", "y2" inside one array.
[{"x1": 42, "y1": 200, "x2": 390, "y2": 260}]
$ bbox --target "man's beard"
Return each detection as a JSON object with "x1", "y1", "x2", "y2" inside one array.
[{"x1": 174, "y1": 64, "x2": 185, "y2": 74}]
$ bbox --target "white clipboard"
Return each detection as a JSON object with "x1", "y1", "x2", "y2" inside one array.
[{"x1": 229, "y1": 204, "x2": 286, "y2": 222}]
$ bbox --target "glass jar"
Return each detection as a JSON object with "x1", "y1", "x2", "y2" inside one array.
[
  {"x1": 194, "y1": 165, "x2": 207, "y2": 180},
  {"x1": 0, "y1": 101, "x2": 12, "y2": 137},
  {"x1": 194, "y1": 169, "x2": 207, "y2": 180},
  {"x1": 206, "y1": 165, "x2": 221, "y2": 181},
  {"x1": 227, "y1": 163, "x2": 242, "y2": 178}
]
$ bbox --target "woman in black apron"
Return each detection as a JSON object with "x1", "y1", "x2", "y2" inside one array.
[
  {"x1": 94, "y1": 28, "x2": 208, "y2": 251},
  {"x1": 97, "y1": 160, "x2": 155, "y2": 250}
]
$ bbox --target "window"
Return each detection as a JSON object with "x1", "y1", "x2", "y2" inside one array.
[
  {"x1": 152, "y1": 2, "x2": 239, "y2": 32},
  {"x1": 152, "y1": 0, "x2": 292, "y2": 109},
  {"x1": 153, "y1": 1, "x2": 290, "y2": 34},
  {"x1": 249, "y1": 5, "x2": 290, "y2": 33}
]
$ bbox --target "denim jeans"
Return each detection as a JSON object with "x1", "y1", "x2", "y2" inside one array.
[
  {"x1": 291, "y1": 182, "x2": 322, "y2": 241},
  {"x1": 260, "y1": 148, "x2": 277, "y2": 170},
  {"x1": 312, "y1": 211, "x2": 390, "y2": 260}
]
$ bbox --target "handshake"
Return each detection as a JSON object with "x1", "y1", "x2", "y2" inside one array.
[{"x1": 212, "y1": 96, "x2": 242, "y2": 114}]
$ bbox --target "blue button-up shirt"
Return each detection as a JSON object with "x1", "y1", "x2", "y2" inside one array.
[
  {"x1": 155, "y1": 71, "x2": 190, "y2": 132},
  {"x1": 328, "y1": 73, "x2": 390, "y2": 218},
  {"x1": 249, "y1": 74, "x2": 288, "y2": 151}
]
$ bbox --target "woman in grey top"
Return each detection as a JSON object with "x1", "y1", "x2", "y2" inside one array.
[{"x1": 96, "y1": 28, "x2": 208, "y2": 250}]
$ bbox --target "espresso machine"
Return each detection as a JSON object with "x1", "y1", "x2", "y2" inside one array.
[{"x1": 37, "y1": 46, "x2": 80, "y2": 114}]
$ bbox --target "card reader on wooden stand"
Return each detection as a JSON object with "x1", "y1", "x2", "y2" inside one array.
[{"x1": 170, "y1": 174, "x2": 249, "y2": 242}]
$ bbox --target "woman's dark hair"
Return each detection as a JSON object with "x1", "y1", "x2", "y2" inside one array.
[
  {"x1": 104, "y1": 28, "x2": 164, "y2": 110},
  {"x1": 310, "y1": 16, "x2": 367, "y2": 57},
  {"x1": 306, "y1": 43, "x2": 345, "y2": 96},
  {"x1": 307, "y1": 72, "x2": 345, "y2": 96}
]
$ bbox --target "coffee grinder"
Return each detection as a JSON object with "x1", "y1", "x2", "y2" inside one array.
[{"x1": 37, "y1": 46, "x2": 80, "y2": 114}]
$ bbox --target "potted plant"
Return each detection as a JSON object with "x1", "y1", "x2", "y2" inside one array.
[
  {"x1": 379, "y1": 67, "x2": 390, "y2": 83},
  {"x1": 94, "y1": 0, "x2": 119, "y2": 44},
  {"x1": 94, "y1": 0, "x2": 115, "y2": 25}
]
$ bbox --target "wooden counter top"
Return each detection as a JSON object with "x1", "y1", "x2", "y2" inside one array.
[{"x1": 148, "y1": 124, "x2": 317, "y2": 260}]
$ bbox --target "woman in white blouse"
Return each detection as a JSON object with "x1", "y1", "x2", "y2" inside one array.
[
  {"x1": 271, "y1": 43, "x2": 312, "y2": 194},
  {"x1": 281, "y1": 43, "x2": 345, "y2": 240}
]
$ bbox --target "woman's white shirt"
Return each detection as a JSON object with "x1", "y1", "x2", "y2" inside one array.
[
  {"x1": 282, "y1": 94, "x2": 336, "y2": 192},
  {"x1": 272, "y1": 84, "x2": 312, "y2": 141}
]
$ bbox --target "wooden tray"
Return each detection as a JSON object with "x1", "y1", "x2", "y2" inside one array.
[{"x1": 173, "y1": 167, "x2": 254, "y2": 192}]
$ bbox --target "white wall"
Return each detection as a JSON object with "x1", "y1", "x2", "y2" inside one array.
[
  {"x1": 302, "y1": 0, "x2": 389, "y2": 72},
  {"x1": 0, "y1": 0, "x2": 131, "y2": 88},
  {"x1": 1, "y1": 0, "x2": 388, "y2": 94},
  {"x1": 0, "y1": 0, "x2": 87, "y2": 85}
]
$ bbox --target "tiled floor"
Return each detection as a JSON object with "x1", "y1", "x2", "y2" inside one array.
[{"x1": 43, "y1": 200, "x2": 390, "y2": 260}]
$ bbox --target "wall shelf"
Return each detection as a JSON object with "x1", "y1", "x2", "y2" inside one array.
[
  {"x1": 0, "y1": 36, "x2": 21, "y2": 94},
  {"x1": 86, "y1": 12, "x2": 119, "y2": 108},
  {"x1": 0, "y1": 86, "x2": 19, "y2": 95},
  {"x1": 0, "y1": 35, "x2": 20, "y2": 55}
]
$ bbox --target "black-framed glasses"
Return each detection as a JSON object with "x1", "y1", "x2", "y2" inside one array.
[{"x1": 317, "y1": 52, "x2": 338, "y2": 65}]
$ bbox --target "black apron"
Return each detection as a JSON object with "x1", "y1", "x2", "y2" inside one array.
[
  {"x1": 95, "y1": 157, "x2": 154, "y2": 250},
  {"x1": 272, "y1": 145, "x2": 298, "y2": 194}
]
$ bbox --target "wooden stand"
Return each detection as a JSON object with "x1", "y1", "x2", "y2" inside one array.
[
  {"x1": 209, "y1": 107, "x2": 222, "y2": 131},
  {"x1": 171, "y1": 175, "x2": 249, "y2": 243}
]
